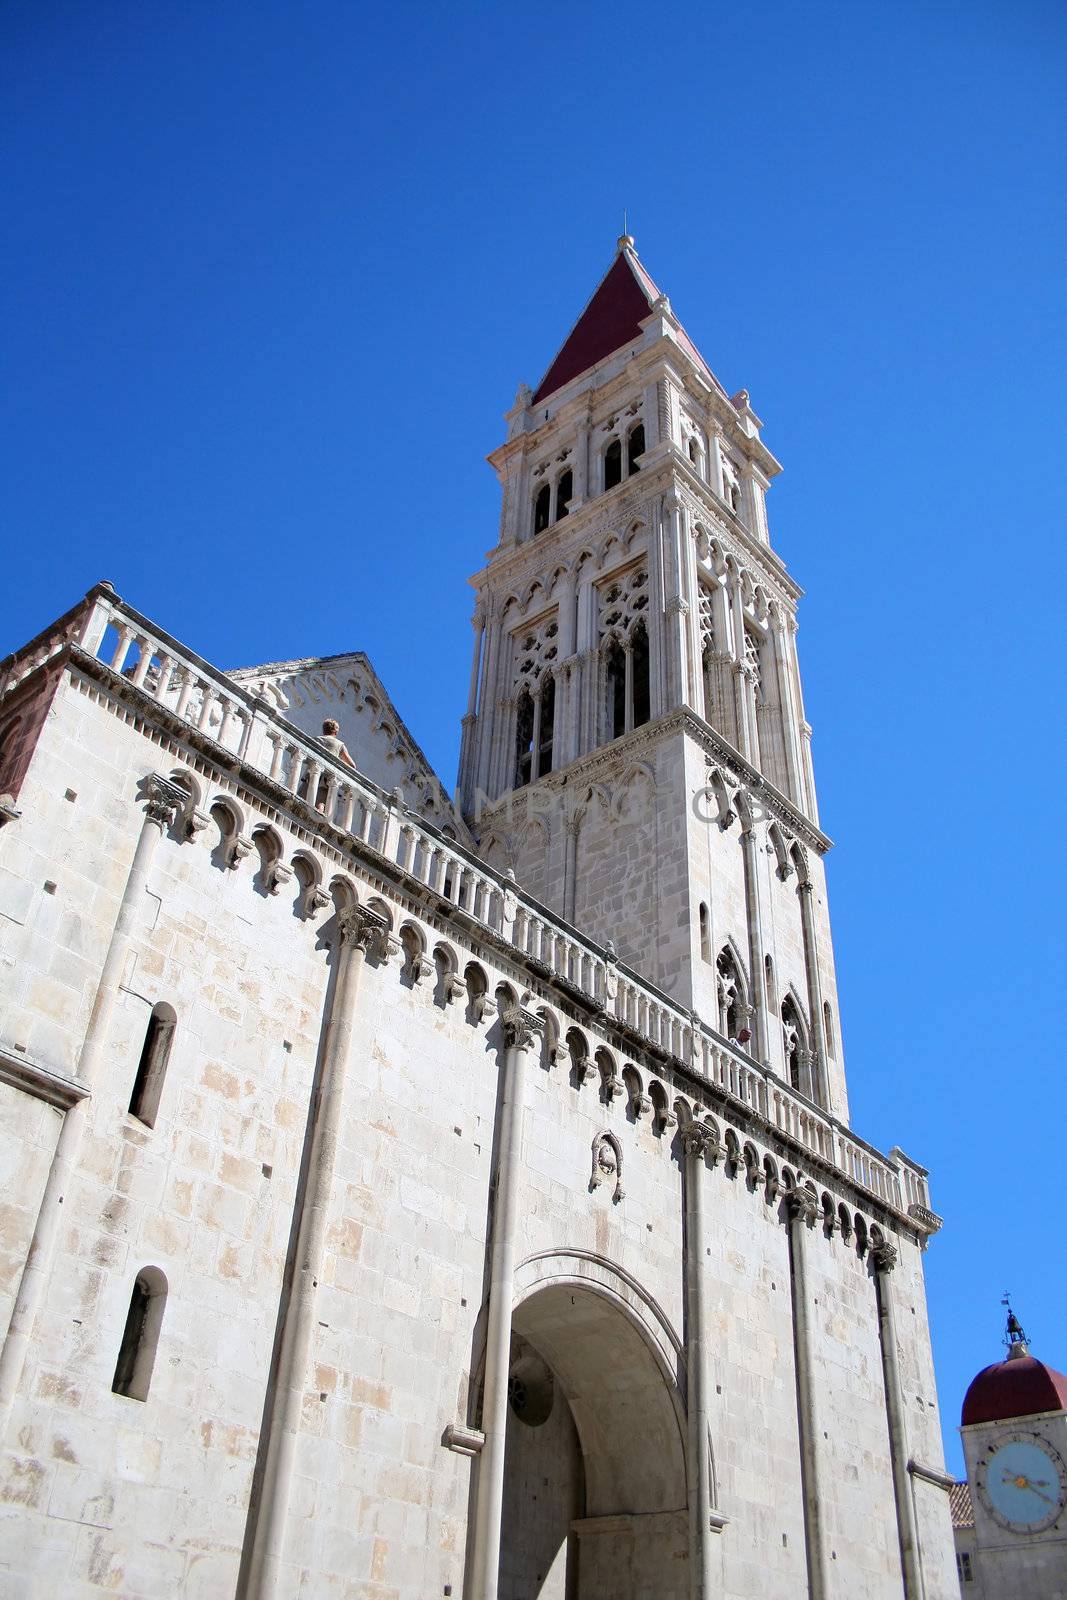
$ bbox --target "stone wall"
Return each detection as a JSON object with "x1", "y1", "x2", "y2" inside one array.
[{"x1": 0, "y1": 660, "x2": 956, "y2": 1598}]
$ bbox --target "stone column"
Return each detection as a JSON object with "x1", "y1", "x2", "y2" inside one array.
[
  {"x1": 682, "y1": 1120, "x2": 719, "y2": 1600},
  {"x1": 785, "y1": 1185, "x2": 829, "y2": 1600},
  {"x1": 468, "y1": 1006, "x2": 543, "y2": 1600},
  {"x1": 769, "y1": 609, "x2": 805, "y2": 805},
  {"x1": 474, "y1": 615, "x2": 503, "y2": 801},
  {"x1": 737, "y1": 816, "x2": 770, "y2": 1064},
  {"x1": 243, "y1": 906, "x2": 386, "y2": 1600},
  {"x1": 796, "y1": 879, "x2": 828, "y2": 1105},
  {"x1": 663, "y1": 494, "x2": 688, "y2": 710},
  {"x1": 0, "y1": 773, "x2": 186, "y2": 1441},
  {"x1": 873, "y1": 1240, "x2": 923, "y2": 1600}
]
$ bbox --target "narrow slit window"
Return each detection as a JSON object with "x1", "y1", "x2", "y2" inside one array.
[
  {"x1": 606, "y1": 639, "x2": 626, "y2": 739},
  {"x1": 128, "y1": 1003, "x2": 176, "y2": 1128},
  {"x1": 537, "y1": 675, "x2": 555, "y2": 777},
  {"x1": 699, "y1": 904, "x2": 711, "y2": 964},
  {"x1": 533, "y1": 483, "x2": 551, "y2": 535},
  {"x1": 514, "y1": 690, "x2": 535, "y2": 788},
  {"x1": 631, "y1": 623, "x2": 650, "y2": 728},
  {"x1": 604, "y1": 439, "x2": 622, "y2": 491},
  {"x1": 112, "y1": 1267, "x2": 167, "y2": 1402}
]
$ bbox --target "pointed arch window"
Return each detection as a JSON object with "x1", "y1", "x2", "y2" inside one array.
[
  {"x1": 604, "y1": 438, "x2": 622, "y2": 491},
  {"x1": 605, "y1": 639, "x2": 626, "y2": 740},
  {"x1": 631, "y1": 622, "x2": 650, "y2": 728},
  {"x1": 128, "y1": 1003, "x2": 176, "y2": 1128},
  {"x1": 716, "y1": 949, "x2": 744, "y2": 1039},
  {"x1": 781, "y1": 997, "x2": 805, "y2": 1093},
  {"x1": 537, "y1": 673, "x2": 555, "y2": 777},
  {"x1": 555, "y1": 469, "x2": 573, "y2": 521},
  {"x1": 627, "y1": 423, "x2": 645, "y2": 474},
  {"x1": 514, "y1": 689, "x2": 535, "y2": 787},
  {"x1": 533, "y1": 483, "x2": 551, "y2": 535}
]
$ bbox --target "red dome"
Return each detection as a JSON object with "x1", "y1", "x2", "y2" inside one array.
[{"x1": 962, "y1": 1355, "x2": 1067, "y2": 1426}]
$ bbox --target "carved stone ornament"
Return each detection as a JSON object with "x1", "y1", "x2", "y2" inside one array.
[
  {"x1": 264, "y1": 861, "x2": 294, "y2": 896},
  {"x1": 184, "y1": 807, "x2": 210, "y2": 842},
  {"x1": 302, "y1": 883, "x2": 331, "y2": 919},
  {"x1": 590, "y1": 1132, "x2": 624, "y2": 1203},
  {"x1": 681, "y1": 1120, "x2": 719, "y2": 1165},
  {"x1": 142, "y1": 774, "x2": 188, "y2": 828},
  {"x1": 603, "y1": 1071, "x2": 626, "y2": 1103},
  {"x1": 872, "y1": 1240, "x2": 899, "y2": 1274},
  {"x1": 501, "y1": 1006, "x2": 543, "y2": 1052},
  {"x1": 442, "y1": 973, "x2": 467, "y2": 1006},
  {"x1": 337, "y1": 905, "x2": 389, "y2": 954},
  {"x1": 548, "y1": 1043, "x2": 569, "y2": 1070},
  {"x1": 407, "y1": 951, "x2": 434, "y2": 986},
  {"x1": 785, "y1": 1185, "x2": 818, "y2": 1226},
  {"x1": 633, "y1": 1092, "x2": 653, "y2": 1120},
  {"x1": 226, "y1": 834, "x2": 255, "y2": 871},
  {"x1": 575, "y1": 1055, "x2": 598, "y2": 1086}
]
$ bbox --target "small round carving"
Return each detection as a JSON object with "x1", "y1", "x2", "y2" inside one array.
[{"x1": 507, "y1": 1353, "x2": 554, "y2": 1428}]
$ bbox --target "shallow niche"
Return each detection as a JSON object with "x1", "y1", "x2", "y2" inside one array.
[{"x1": 507, "y1": 1347, "x2": 555, "y2": 1428}]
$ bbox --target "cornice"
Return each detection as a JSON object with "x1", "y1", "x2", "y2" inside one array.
[
  {"x1": 0, "y1": 1045, "x2": 89, "y2": 1110},
  {"x1": 477, "y1": 706, "x2": 830, "y2": 855}
]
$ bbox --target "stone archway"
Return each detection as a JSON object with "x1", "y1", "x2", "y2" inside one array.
[{"x1": 499, "y1": 1257, "x2": 689, "y2": 1600}]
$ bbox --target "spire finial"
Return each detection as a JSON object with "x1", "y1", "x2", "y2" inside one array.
[
  {"x1": 1002, "y1": 1292, "x2": 1030, "y2": 1359},
  {"x1": 617, "y1": 211, "x2": 635, "y2": 255}
]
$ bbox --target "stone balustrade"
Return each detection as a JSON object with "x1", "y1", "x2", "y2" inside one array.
[{"x1": 1, "y1": 583, "x2": 931, "y2": 1228}]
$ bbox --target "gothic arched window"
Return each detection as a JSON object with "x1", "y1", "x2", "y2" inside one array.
[
  {"x1": 514, "y1": 689, "x2": 535, "y2": 788},
  {"x1": 781, "y1": 997, "x2": 804, "y2": 1092},
  {"x1": 631, "y1": 622, "x2": 650, "y2": 729},
  {"x1": 533, "y1": 483, "x2": 551, "y2": 535},
  {"x1": 537, "y1": 673, "x2": 555, "y2": 778},
  {"x1": 555, "y1": 469, "x2": 573, "y2": 521},
  {"x1": 605, "y1": 639, "x2": 626, "y2": 740},
  {"x1": 604, "y1": 438, "x2": 622, "y2": 491},
  {"x1": 627, "y1": 424, "x2": 645, "y2": 475},
  {"x1": 716, "y1": 949, "x2": 744, "y2": 1039}
]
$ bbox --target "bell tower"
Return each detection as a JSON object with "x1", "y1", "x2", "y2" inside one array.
[{"x1": 458, "y1": 237, "x2": 849, "y2": 1117}]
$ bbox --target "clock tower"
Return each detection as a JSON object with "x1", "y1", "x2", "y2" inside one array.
[{"x1": 953, "y1": 1308, "x2": 1067, "y2": 1597}]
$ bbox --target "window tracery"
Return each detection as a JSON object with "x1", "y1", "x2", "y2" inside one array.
[
  {"x1": 512, "y1": 615, "x2": 559, "y2": 787},
  {"x1": 598, "y1": 567, "x2": 650, "y2": 740}
]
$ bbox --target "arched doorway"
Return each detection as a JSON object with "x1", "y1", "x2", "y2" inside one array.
[{"x1": 497, "y1": 1266, "x2": 689, "y2": 1599}]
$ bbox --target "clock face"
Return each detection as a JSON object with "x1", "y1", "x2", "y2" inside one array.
[{"x1": 977, "y1": 1433, "x2": 1067, "y2": 1534}]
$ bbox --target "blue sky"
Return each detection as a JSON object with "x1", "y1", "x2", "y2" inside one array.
[{"x1": 3, "y1": 1, "x2": 1065, "y2": 1474}]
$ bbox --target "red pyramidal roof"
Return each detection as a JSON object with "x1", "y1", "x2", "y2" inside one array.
[{"x1": 532, "y1": 242, "x2": 719, "y2": 405}]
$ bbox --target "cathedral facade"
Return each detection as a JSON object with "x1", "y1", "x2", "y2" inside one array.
[{"x1": 0, "y1": 240, "x2": 957, "y2": 1598}]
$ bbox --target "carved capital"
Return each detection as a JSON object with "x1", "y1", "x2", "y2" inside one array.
[
  {"x1": 785, "y1": 1185, "x2": 818, "y2": 1226},
  {"x1": 872, "y1": 1240, "x2": 899, "y2": 1274},
  {"x1": 143, "y1": 774, "x2": 187, "y2": 828},
  {"x1": 227, "y1": 834, "x2": 255, "y2": 870},
  {"x1": 666, "y1": 596, "x2": 690, "y2": 618},
  {"x1": 502, "y1": 1005, "x2": 543, "y2": 1052},
  {"x1": 302, "y1": 883, "x2": 331, "y2": 918},
  {"x1": 337, "y1": 905, "x2": 389, "y2": 953},
  {"x1": 632, "y1": 1092, "x2": 653, "y2": 1120},
  {"x1": 681, "y1": 1120, "x2": 719, "y2": 1164},
  {"x1": 603, "y1": 1071, "x2": 626, "y2": 1103}
]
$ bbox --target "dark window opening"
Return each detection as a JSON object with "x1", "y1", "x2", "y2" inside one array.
[
  {"x1": 631, "y1": 623, "x2": 650, "y2": 728},
  {"x1": 627, "y1": 424, "x2": 645, "y2": 475},
  {"x1": 604, "y1": 439, "x2": 622, "y2": 491},
  {"x1": 537, "y1": 676, "x2": 555, "y2": 778},
  {"x1": 112, "y1": 1267, "x2": 167, "y2": 1402},
  {"x1": 128, "y1": 1003, "x2": 176, "y2": 1128},
  {"x1": 699, "y1": 904, "x2": 711, "y2": 964},
  {"x1": 533, "y1": 484, "x2": 551, "y2": 535},
  {"x1": 514, "y1": 690, "x2": 534, "y2": 787},
  {"x1": 606, "y1": 640, "x2": 626, "y2": 739},
  {"x1": 555, "y1": 470, "x2": 573, "y2": 521}
]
